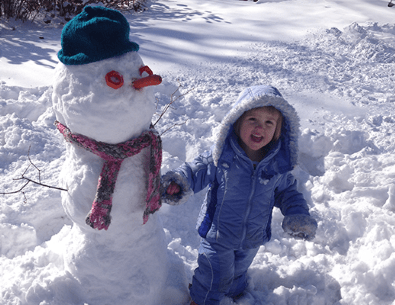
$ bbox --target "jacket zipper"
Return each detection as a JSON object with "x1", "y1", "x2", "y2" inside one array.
[
  {"x1": 239, "y1": 170, "x2": 256, "y2": 248},
  {"x1": 216, "y1": 170, "x2": 228, "y2": 241}
]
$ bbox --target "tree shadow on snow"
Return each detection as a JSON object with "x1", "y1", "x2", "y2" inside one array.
[{"x1": 0, "y1": 24, "x2": 60, "y2": 68}]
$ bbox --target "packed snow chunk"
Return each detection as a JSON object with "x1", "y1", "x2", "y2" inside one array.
[
  {"x1": 345, "y1": 23, "x2": 395, "y2": 64},
  {"x1": 0, "y1": 226, "x2": 71, "y2": 305},
  {"x1": 322, "y1": 158, "x2": 354, "y2": 194},
  {"x1": 265, "y1": 239, "x2": 286, "y2": 256},
  {"x1": 299, "y1": 129, "x2": 332, "y2": 177},
  {"x1": 25, "y1": 274, "x2": 84, "y2": 305},
  {"x1": 341, "y1": 206, "x2": 367, "y2": 241},
  {"x1": 0, "y1": 85, "x2": 52, "y2": 122},
  {"x1": 314, "y1": 213, "x2": 350, "y2": 255},
  {"x1": 331, "y1": 129, "x2": 370, "y2": 155},
  {"x1": 0, "y1": 223, "x2": 37, "y2": 258},
  {"x1": 0, "y1": 113, "x2": 62, "y2": 167},
  {"x1": 383, "y1": 184, "x2": 395, "y2": 212},
  {"x1": 299, "y1": 129, "x2": 333, "y2": 159}
]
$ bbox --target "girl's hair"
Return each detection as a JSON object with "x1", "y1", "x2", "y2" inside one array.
[{"x1": 233, "y1": 106, "x2": 283, "y2": 142}]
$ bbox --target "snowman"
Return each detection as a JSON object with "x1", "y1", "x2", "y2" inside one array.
[{"x1": 52, "y1": 6, "x2": 188, "y2": 305}]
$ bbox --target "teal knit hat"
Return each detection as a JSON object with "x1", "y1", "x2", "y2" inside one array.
[{"x1": 58, "y1": 6, "x2": 139, "y2": 65}]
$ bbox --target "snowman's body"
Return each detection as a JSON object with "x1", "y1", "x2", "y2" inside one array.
[{"x1": 53, "y1": 51, "x2": 187, "y2": 305}]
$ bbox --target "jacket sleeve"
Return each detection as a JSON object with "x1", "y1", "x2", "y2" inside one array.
[
  {"x1": 161, "y1": 151, "x2": 216, "y2": 205},
  {"x1": 274, "y1": 172, "x2": 310, "y2": 216}
]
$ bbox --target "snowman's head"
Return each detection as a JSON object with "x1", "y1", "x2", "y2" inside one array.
[
  {"x1": 53, "y1": 51, "x2": 160, "y2": 143},
  {"x1": 52, "y1": 6, "x2": 161, "y2": 143}
]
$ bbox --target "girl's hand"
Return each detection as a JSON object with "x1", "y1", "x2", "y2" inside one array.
[
  {"x1": 166, "y1": 182, "x2": 181, "y2": 195},
  {"x1": 282, "y1": 214, "x2": 317, "y2": 241}
]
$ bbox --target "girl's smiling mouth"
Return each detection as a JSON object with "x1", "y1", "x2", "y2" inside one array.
[{"x1": 251, "y1": 134, "x2": 263, "y2": 143}]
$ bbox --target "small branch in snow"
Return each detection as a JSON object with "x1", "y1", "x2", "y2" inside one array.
[
  {"x1": 159, "y1": 120, "x2": 189, "y2": 136},
  {"x1": 0, "y1": 146, "x2": 68, "y2": 196},
  {"x1": 153, "y1": 81, "x2": 194, "y2": 134}
]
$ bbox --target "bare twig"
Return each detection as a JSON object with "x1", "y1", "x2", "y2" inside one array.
[
  {"x1": 160, "y1": 120, "x2": 189, "y2": 136},
  {"x1": 27, "y1": 146, "x2": 41, "y2": 183},
  {"x1": 11, "y1": 175, "x2": 68, "y2": 192},
  {"x1": 1, "y1": 146, "x2": 68, "y2": 196},
  {"x1": 2, "y1": 180, "x2": 30, "y2": 195},
  {"x1": 153, "y1": 81, "x2": 194, "y2": 127}
]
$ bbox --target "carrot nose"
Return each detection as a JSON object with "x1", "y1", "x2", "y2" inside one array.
[{"x1": 132, "y1": 66, "x2": 162, "y2": 90}]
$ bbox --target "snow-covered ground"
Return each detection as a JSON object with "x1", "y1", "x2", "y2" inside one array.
[{"x1": 1, "y1": 0, "x2": 395, "y2": 304}]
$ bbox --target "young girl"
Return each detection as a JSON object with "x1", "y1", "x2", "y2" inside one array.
[{"x1": 161, "y1": 85, "x2": 317, "y2": 305}]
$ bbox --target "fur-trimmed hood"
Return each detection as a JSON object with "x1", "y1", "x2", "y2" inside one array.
[{"x1": 212, "y1": 85, "x2": 300, "y2": 169}]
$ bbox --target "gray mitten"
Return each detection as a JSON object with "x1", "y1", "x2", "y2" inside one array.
[
  {"x1": 282, "y1": 214, "x2": 317, "y2": 241},
  {"x1": 160, "y1": 171, "x2": 193, "y2": 206}
]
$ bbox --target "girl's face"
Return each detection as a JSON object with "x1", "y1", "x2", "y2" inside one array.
[{"x1": 237, "y1": 107, "x2": 280, "y2": 161}]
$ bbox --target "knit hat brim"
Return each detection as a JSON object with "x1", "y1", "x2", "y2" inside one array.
[{"x1": 58, "y1": 6, "x2": 139, "y2": 65}]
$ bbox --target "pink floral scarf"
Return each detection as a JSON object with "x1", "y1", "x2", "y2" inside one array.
[{"x1": 55, "y1": 121, "x2": 162, "y2": 230}]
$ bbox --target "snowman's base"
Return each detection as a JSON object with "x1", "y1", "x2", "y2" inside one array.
[{"x1": 60, "y1": 214, "x2": 189, "y2": 305}]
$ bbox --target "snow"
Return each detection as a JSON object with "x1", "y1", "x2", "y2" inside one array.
[{"x1": 1, "y1": 0, "x2": 395, "y2": 304}]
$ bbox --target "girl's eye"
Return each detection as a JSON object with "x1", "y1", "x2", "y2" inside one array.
[{"x1": 105, "y1": 71, "x2": 124, "y2": 89}]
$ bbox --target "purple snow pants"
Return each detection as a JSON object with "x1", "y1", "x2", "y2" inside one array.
[{"x1": 190, "y1": 239, "x2": 260, "y2": 305}]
